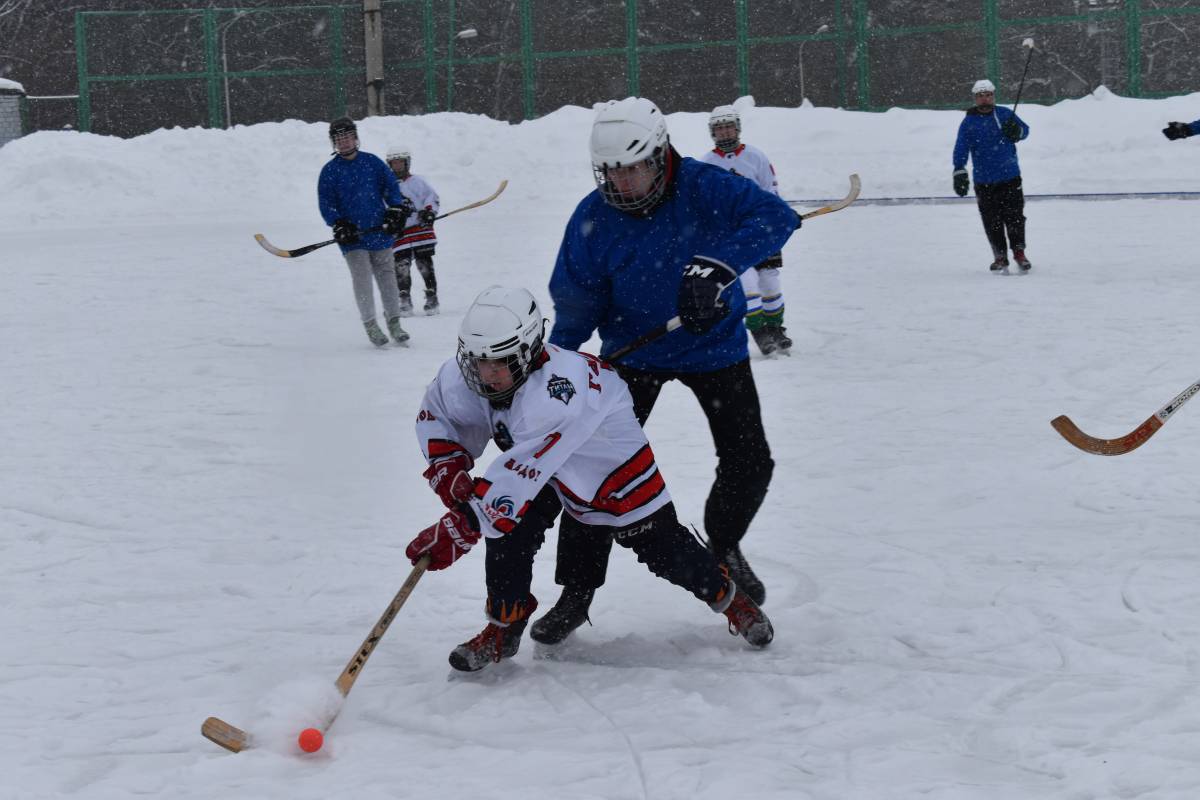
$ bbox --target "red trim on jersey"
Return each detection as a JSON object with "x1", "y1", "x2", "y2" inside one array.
[
  {"x1": 711, "y1": 144, "x2": 746, "y2": 157},
  {"x1": 393, "y1": 225, "x2": 436, "y2": 249},
  {"x1": 553, "y1": 444, "x2": 666, "y2": 517}
]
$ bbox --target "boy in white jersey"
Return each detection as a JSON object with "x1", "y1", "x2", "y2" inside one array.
[
  {"x1": 405, "y1": 286, "x2": 774, "y2": 671},
  {"x1": 699, "y1": 106, "x2": 793, "y2": 356},
  {"x1": 386, "y1": 147, "x2": 441, "y2": 315}
]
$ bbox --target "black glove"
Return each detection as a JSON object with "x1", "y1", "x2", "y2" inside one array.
[
  {"x1": 677, "y1": 256, "x2": 737, "y2": 336},
  {"x1": 332, "y1": 218, "x2": 359, "y2": 245},
  {"x1": 953, "y1": 169, "x2": 969, "y2": 197},
  {"x1": 1163, "y1": 122, "x2": 1194, "y2": 141},
  {"x1": 1001, "y1": 118, "x2": 1022, "y2": 142},
  {"x1": 383, "y1": 202, "x2": 413, "y2": 235},
  {"x1": 418, "y1": 207, "x2": 437, "y2": 225}
]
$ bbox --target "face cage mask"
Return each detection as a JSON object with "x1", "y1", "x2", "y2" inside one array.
[
  {"x1": 457, "y1": 344, "x2": 535, "y2": 404},
  {"x1": 331, "y1": 132, "x2": 358, "y2": 156},
  {"x1": 389, "y1": 159, "x2": 410, "y2": 178},
  {"x1": 710, "y1": 122, "x2": 740, "y2": 153},
  {"x1": 593, "y1": 150, "x2": 669, "y2": 214}
]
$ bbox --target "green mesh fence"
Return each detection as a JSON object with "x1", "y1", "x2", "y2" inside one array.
[{"x1": 74, "y1": 0, "x2": 1200, "y2": 136}]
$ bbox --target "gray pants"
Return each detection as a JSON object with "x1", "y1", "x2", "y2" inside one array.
[{"x1": 344, "y1": 247, "x2": 402, "y2": 323}]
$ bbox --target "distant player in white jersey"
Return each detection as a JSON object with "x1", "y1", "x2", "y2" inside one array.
[
  {"x1": 404, "y1": 286, "x2": 773, "y2": 672},
  {"x1": 386, "y1": 147, "x2": 441, "y2": 315},
  {"x1": 699, "y1": 106, "x2": 793, "y2": 356}
]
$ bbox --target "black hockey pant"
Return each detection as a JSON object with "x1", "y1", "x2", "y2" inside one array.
[
  {"x1": 554, "y1": 358, "x2": 774, "y2": 590},
  {"x1": 485, "y1": 499, "x2": 729, "y2": 618},
  {"x1": 394, "y1": 246, "x2": 437, "y2": 296},
  {"x1": 975, "y1": 176, "x2": 1026, "y2": 256}
]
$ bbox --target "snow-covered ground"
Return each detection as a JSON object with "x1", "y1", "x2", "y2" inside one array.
[{"x1": 4, "y1": 90, "x2": 1200, "y2": 799}]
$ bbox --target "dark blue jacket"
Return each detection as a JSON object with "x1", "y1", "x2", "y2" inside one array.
[
  {"x1": 548, "y1": 153, "x2": 798, "y2": 372},
  {"x1": 317, "y1": 152, "x2": 404, "y2": 253},
  {"x1": 1188, "y1": 119, "x2": 1200, "y2": 136},
  {"x1": 953, "y1": 105, "x2": 1029, "y2": 186}
]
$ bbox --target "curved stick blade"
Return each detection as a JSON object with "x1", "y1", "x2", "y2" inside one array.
[{"x1": 1050, "y1": 414, "x2": 1163, "y2": 456}]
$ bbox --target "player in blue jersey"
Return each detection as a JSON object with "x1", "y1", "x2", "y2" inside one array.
[
  {"x1": 317, "y1": 117, "x2": 414, "y2": 346},
  {"x1": 952, "y1": 79, "x2": 1031, "y2": 273},
  {"x1": 530, "y1": 97, "x2": 801, "y2": 645}
]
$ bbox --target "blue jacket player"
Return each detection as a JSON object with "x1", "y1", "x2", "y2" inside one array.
[
  {"x1": 530, "y1": 97, "x2": 800, "y2": 645},
  {"x1": 952, "y1": 79, "x2": 1032, "y2": 273}
]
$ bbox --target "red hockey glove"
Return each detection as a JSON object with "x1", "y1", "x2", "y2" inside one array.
[
  {"x1": 406, "y1": 508, "x2": 480, "y2": 570},
  {"x1": 422, "y1": 453, "x2": 475, "y2": 510}
]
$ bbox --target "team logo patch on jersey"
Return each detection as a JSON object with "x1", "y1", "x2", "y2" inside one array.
[
  {"x1": 493, "y1": 421, "x2": 514, "y2": 452},
  {"x1": 486, "y1": 495, "x2": 516, "y2": 523},
  {"x1": 546, "y1": 374, "x2": 576, "y2": 405}
]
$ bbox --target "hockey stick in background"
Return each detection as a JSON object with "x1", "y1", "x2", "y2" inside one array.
[
  {"x1": 1011, "y1": 38, "x2": 1037, "y2": 117},
  {"x1": 606, "y1": 174, "x2": 861, "y2": 363},
  {"x1": 784, "y1": 172, "x2": 861, "y2": 218},
  {"x1": 201, "y1": 555, "x2": 431, "y2": 753},
  {"x1": 253, "y1": 180, "x2": 509, "y2": 259},
  {"x1": 1051, "y1": 379, "x2": 1200, "y2": 456}
]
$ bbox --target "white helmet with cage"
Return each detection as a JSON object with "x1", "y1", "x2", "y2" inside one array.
[
  {"x1": 456, "y1": 287, "x2": 546, "y2": 403},
  {"x1": 708, "y1": 104, "x2": 741, "y2": 151},
  {"x1": 386, "y1": 146, "x2": 411, "y2": 177},
  {"x1": 589, "y1": 97, "x2": 671, "y2": 214}
]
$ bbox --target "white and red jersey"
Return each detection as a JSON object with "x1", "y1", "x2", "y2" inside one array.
[
  {"x1": 700, "y1": 143, "x2": 779, "y2": 196},
  {"x1": 392, "y1": 173, "x2": 440, "y2": 253},
  {"x1": 415, "y1": 345, "x2": 671, "y2": 537}
]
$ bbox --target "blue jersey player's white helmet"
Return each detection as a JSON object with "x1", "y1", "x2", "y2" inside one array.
[
  {"x1": 589, "y1": 97, "x2": 671, "y2": 214},
  {"x1": 457, "y1": 287, "x2": 546, "y2": 404}
]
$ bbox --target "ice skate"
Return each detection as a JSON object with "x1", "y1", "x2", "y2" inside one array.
[
  {"x1": 1012, "y1": 249, "x2": 1032, "y2": 273},
  {"x1": 712, "y1": 584, "x2": 773, "y2": 648},
  {"x1": 424, "y1": 291, "x2": 440, "y2": 315},
  {"x1": 710, "y1": 542, "x2": 765, "y2": 606},
  {"x1": 449, "y1": 597, "x2": 537, "y2": 672},
  {"x1": 396, "y1": 291, "x2": 415, "y2": 318}
]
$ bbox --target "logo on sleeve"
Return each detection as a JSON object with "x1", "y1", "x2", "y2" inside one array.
[
  {"x1": 485, "y1": 495, "x2": 516, "y2": 524},
  {"x1": 546, "y1": 374, "x2": 576, "y2": 405}
]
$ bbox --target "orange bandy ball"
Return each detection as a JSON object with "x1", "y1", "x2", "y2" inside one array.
[{"x1": 297, "y1": 727, "x2": 324, "y2": 753}]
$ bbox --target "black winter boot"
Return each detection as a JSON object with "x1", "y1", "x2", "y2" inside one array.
[{"x1": 529, "y1": 587, "x2": 595, "y2": 645}]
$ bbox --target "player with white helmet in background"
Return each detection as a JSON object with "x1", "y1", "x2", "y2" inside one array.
[
  {"x1": 952, "y1": 78, "x2": 1032, "y2": 273},
  {"x1": 386, "y1": 146, "x2": 441, "y2": 315},
  {"x1": 404, "y1": 286, "x2": 774, "y2": 672},
  {"x1": 700, "y1": 104, "x2": 792, "y2": 355}
]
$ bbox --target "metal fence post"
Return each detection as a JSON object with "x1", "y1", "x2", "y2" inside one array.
[
  {"x1": 364, "y1": 0, "x2": 385, "y2": 116},
  {"x1": 204, "y1": 10, "x2": 222, "y2": 128},
  {"x1": 854, "y1": 0, "x2": 869, "y2": 109},
  {"x1": 625, "y1": 0, "x2": 639, "y2": 97},
  {"x1": 520, "y1": 0, "x2": 535, "y2": 120},
  {"x1": 735, "y1": 0, "x2": 749, "y2": 97},
  {"x1": 1126, "y1": 0, "x2": 1142, "y2": 97},
  {"x1": 74, "y1": 12, "x2": 90, "y2": 132},
  {"x1": 984, "y1": 0, "x2": 999, "y2": 96}
]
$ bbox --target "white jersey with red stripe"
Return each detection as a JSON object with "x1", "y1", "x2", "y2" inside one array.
[
  {"x1": 699, "y1": 143, "x2": 779, "y2": 196},
  {"x1": 392, "y1": 173, "x2": 440, "y2": 252},
  {"x1": 415, "y1": 345, "x2": 671, "y2": 536}
]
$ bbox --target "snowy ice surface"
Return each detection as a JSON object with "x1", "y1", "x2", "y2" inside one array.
[{"x1": 4, "y1": 91, "x2": 1200, "y2": 799}]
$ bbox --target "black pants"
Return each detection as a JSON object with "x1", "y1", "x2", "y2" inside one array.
[
  {"x1": 394, "y1": 246, "x2": 437, "y2": 296},
  {"x1": 975, "y1": 176, "x2": 1026, "y2": 256},
  {"x1": 487, "y1": 500, "x2": 728, "y2": 617},
  {"x1": 554, "y1": 358, "x2": 774, "y2": 590}
]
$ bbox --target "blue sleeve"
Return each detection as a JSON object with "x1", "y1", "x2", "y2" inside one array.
[
  {"x1": 1189, "y1": 119, "x2": 1200, "y2": 136},
  {"x1": 1011, "y1": 110, "x2": 1030, "y2": 141},
  {"x1": 952, "y1": 119, "x2": 970, "y2": 170},
  {"x1": 378, "y1": 158, "x2": 405, "y2": 206},
  {"x1": 690, "y1": 164, "x2": 798, "y2": 273},
  {"x1": 317, "y1": 165, "x2": 339, "y2": 226},
  {"x1": 548, "y1": 205, "x2": 610, "y2": 350}
]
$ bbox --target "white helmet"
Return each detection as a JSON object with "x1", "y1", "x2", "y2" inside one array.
[
  {"x1": 708, "y1": 104, "x2": 741, "y2": 151},
  {"x1": 972, "y1": 79, "x2": 995, "y2": 95},
  {"x1": 457, "y1": 287, "x2": 546, "y2": 404},
  {"x1": 386, "y1": 146, "x2": 411, "y2": 176},
  {"x1": 589, "y1": 97, "x2": 671, "y2": 214}
]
